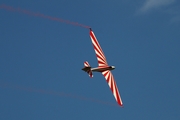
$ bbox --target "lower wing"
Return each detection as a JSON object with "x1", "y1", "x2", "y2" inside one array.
[{"x1": 102, "y1": 70, "x2": 123, "y2": 106}]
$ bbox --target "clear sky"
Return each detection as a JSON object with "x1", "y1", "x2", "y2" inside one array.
[{"x1": 0, "y1": 0, "x2": 180, "y2": 119}]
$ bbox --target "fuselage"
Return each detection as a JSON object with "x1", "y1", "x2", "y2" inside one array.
[{"x1": 91, "y1": 66, "x2": 115, "y2": 72}]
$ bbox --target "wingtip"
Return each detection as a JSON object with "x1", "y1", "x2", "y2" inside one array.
[{"x1": 118, "y1": 102, "x2": 123, "y2": 107}]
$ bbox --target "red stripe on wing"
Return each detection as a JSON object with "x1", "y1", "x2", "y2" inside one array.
[
  {"x1": 93, "y1": 45, "x2": 106, "y2": 63},
  {"x1": 102, "y1": 70, "x2": 123, "y2": 106}
]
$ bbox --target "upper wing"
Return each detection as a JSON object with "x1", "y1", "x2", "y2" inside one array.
[
  {"x1": 102, "y1": 70, "x2": 123, "y2": 106},
  {"x1": 89, "y1": 29, "x2": 108, "y2": 67}
]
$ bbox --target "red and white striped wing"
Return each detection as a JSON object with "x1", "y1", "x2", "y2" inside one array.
[
  {"x1": 90, "y1": 29, "x2": 108, "y2": 67},
  {"x1": 102, "y1": 70, "x2": 123, "y2": 106}
]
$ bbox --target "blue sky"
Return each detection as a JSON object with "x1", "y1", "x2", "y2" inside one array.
[{"x1": 0, "y1": 0, "x2": 180, "y2": 119}]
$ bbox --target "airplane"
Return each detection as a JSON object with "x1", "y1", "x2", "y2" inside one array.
[{"x1": 82, "y1": 28, "x2": 123, "y2": 107}]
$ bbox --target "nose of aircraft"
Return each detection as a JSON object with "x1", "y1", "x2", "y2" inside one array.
[{"x1": 111, "y1": 66, "x2": 115, "y2": 69}]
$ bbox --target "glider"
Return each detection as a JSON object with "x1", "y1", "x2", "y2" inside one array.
[{"x1": 82, "y1": 28, "x2": 123, "y2": 107}]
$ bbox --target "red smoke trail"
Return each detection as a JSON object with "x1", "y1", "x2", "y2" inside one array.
[
  {"x1": 0, "y1": 4, "x2": 90, "y2": 29},
  {"x1": 0, "y1": 82, "x2": 119, "y2": 107}
]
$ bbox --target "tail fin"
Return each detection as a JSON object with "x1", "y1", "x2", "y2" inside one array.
[{"x1": 82, "y1": 61, "x2": 93, "y2": 78}]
